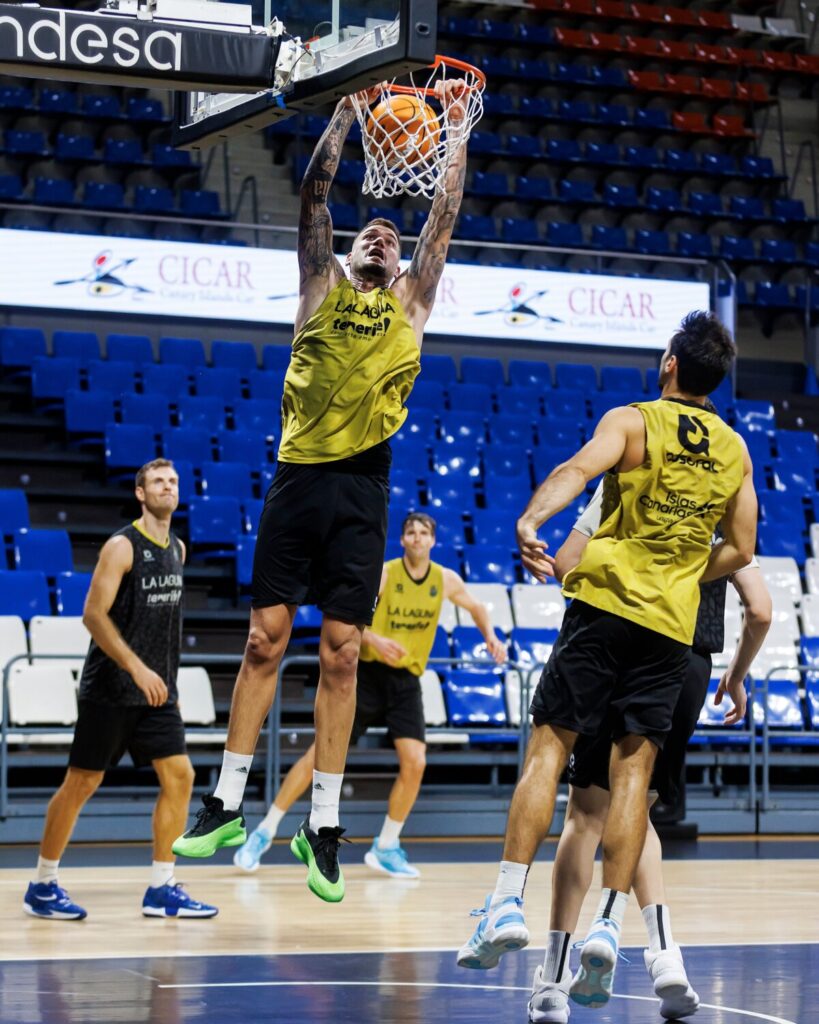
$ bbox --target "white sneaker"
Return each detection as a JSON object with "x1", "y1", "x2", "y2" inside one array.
[
  {"x1": 529, "y1": 964, "x2": 571, "y2": 1023},
  {"x1": 644, "y1": 946, "x2": 700, "y2": 1019},
  {"x1": 569, "y1": 919, "x2": 619, "y2": 1009},
  {"x1": 456, "y1": 894, "x2": 530, "y2": 970},
  {"x1": 233, "y1": 827, "x2": 272, "y2": 872}
]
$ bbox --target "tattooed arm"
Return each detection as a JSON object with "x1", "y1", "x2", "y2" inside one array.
[
  {"x1": 294, "y1": 101, "x2": 355, "y2": 333},
  {"x1": 394, "y1": 82, "x2": 469, "y2": 342}
]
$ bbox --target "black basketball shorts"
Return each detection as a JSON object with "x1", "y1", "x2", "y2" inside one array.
[
  {"x1": 351, "y1": 660, "x2": 426, "y2": 744},
  {"x1": 69, "y1": 700, "x2": 187, "y2": 772},
  {"x1": 567, "y1": 649, "x2": 712, "y2": 806},
  {"x1": 530, "y1": 599, "x2": 690, "y2": 749},
  {"x1": 251, "y1": 460, "x2": 389, "y2": 626}
]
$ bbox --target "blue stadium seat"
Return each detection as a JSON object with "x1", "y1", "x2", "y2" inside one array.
[
  {"x1": 515, "y1": 177, "x2": 553, "y2": 201},
  {"x1": 635, "y1": 229, "x2": 672, "y2": 256},
  {"x1": 545, "y1": 222, "x2": 584, "y2": 248},
  {"x1": 262, "y1": 345, "x2": 292, "y2": 373},
  {"x1": 511, "y1": 627, "x2": 559, "y2": 667},
  {"x1": 429, "y1": 627, "x2": 451, "y2": 663},
  {"x1": 180, "y1": 190, "x2": 223, "y2": 217},
  {"x1": 688, "y1": 192, "x2": 723, "y2": 217},
  {"x1": 440, "y1": 412, "x2": 486, "y2": 445},
  {"x1": 87, "y1": 359, "x2": 138, "y2": 394},
  {"x1": 625, "y1": 145, "x2": 659, "y2": 169},
  {"x1": 484, "y1": 443, "x2": 530, "y2": 479},
  {"x1": 427, "y1": 476, "x2": 477, "y2": 510},
  {"x1": 701, "y1": 153, "x2": 736, "y2": 175},
  {"x1": 233, "y1": 400, "x2": 275, "y2": 435},
  {"x1": 120, "y1": 393, "x2": 172, "y2": 431},
  {"x1": 759, "y1": 240, "x2": 797, "y2": 265},
  {"x1": 602, "y1": 183, "x2": 638, "y2": 208},
  {"x1": 64, "y1": 389, "x2": 116, "y2": 435},
  {"x1": 544, "y1": 390, "x2": 587, "y2": 420},
  {"x1": 83, "y1": 93, "x2": 120, "y2": 118},
  {"x1": 741, "y1": 155, "x2": 774, "y2": 178},
  {"x1": 105, "y1": 423, "x2": 156, "y2": 470},
  {"x1": 192, "y1": 367, "x2": 243, "y2": 403},
  {"x1": 634, "y1": 108, "x2": 669, "y2": 130},
  {"x1": 247, "y1": 370, "x2": 284, "y2": 402},
  {"x1": 755, "y1": 283, "x2": 796, "y2": 308},
  {"x1": 508, "y1": 360, "x2": 551, "y2": 391},
  {"x1": 752, "y1": 679, "x2": 804, "y2": 729},
  {"x1": 4, "y1": 129, "x2": 49, "y2": 157},
  {"x1": 0, "y1": 570, "x2": 51, "y2": 619},
  {"x1": 159, "y1": 336, "x2": 206, "y2": 367},
  {"x1": 419, "y1": 354, "x2": 457, "y2": 386},
  {"x1": 0, "y1": 173, "x2": 23, "y2": 200},
  {"x1": 584, "y1": 142, "x2": 620, "y2": 165},
  {"x1": 459, "y1": 214, "x2": 497, "y2": 242},
  {"x1": 555, "y1": 363, "x2": 597, "y2": 391},
  {"x1": 102, "y1": 137, "x2": 143, "y2": 165},
  {"x1": 0, "y1": 489, "x2": 29, "y2": 535},
  {"x1": 463, "y1": 546, "x2": 517, "y2": 586},
  {"x1": 0, "y1": 327, "x2": 46, "y2": 368},
  {"x1": 389, "y1": 471, "x2": 420, "y2": 508},
  {"x1": 142, "y1": 363, "x2": 190, "y2": 399},
  {"x1": 718, "y1": 236, "x2": 756, "y2": 261},
  {"x1": 162, "y1": 427, "x2": 213, "y2": 466},
  {"x1": 741, "y1": 431, "x2": 773, "y2": 470},
  {"x1": 773, "y1": 460, "x2": 814, "y2": 494},
  {"x1": 483, "y1": 474, "x2": 532, "y2": 510},
  {"x1": 596, "y1": 104, "x2": 630, "y2": 126},
  {"x1": 54, "y1": 571, "x2": 93, "y2": 616},
  {"x1": 212, "y1": 340, "x2": 258, "y2": 373},
  {"x1": 200, "y1": 461, "x2": 254, "y2": 500},
  {"x1": 393, "y1": 407, "x2": 437, "y2": 443},
  {"x1": 107, "y1": 333, "x2": 154, "y2": 364},
  {"x1": 645, "y1": 187, "x2": 683, "y2": 213},
  {"x1": 532, "y1": 448, "x2": 577, "y2": 481},
  {"x1": 0, "y1": 84, "x2": 33, "y2": 110},
  {"x1": 664, "y1": 149, "x2": 699, "y2": 173},
  {"x1": 472, "y1": 171, "x2": 510, "y2": 196},
  {"x1": 128, "y1": 97, "x2": 167, "y2": 122},
  {"x1": 546, "y1": 139, "x2": 582, "y2": 162},
  {"x1": 56, "y1": 133, "x2": 95, "y2": 162},
  {"x1": 677, "y1": 232, "x2": 713, "y2": 258},
  {"x1": 219, "y1": 430, "x2": 271, "y2": 465},
  {"x1": 597, "y1": 366, "x2": 640, "y2": 395},
  {"x1": 772, "y1": 198, "x2": 806, "y2": 222},
  {"x1": 428, "y1": 513, "x2": 467, "y2": 549},
  {"x1": 448, "y1": 384, "x2": 493, "y2": 415},
  {"x1": 134, "y1": 185, "x2": 174, "y2": 213},
  {"x1": 188, "y1": 497, "x2": 242, "y2": 547},
  {"x1": 33, "y1": 177, "x2": 75, "y2": 206},
  {"x1": 452, "y1": 626, "x2": 505, "y2": 664},
  {"x1": 734, "y1": 400, "x2": 775, "y2": 433},
  {"x1": 461, "y1": 357, "x2": 504, "y2": 388},
  {"x1": 242, "y1": 498, "x2": 265, "y2": 535},
  {"x1": 467, "y1": 130, "x2": 502, "y2": 155},
  {"x1": 489, "y1": 414, "x2": 534, "y2": 447},
  {"x1": 558, "y1": 180, "x2": 596, "y2": 203},
  {"x1": 501, "y1": 218, "x2": 539, "y2": 244},
  {"x1": 30, "y1": 357, "x2": 81, "y2": 401},
  {"x1": 757, "y1": 522, "x2": 806, "y2": 563},
  {"x1": 776, "y1": 430, "x2": 819, "y2": 465},
  {"x1": 506, "y1": 134, "x2": 542, "y2": 158},
  {"x1": 13, "y1": 528, "x2": 72, "y2": 574},
  {"x1": 729, "y1": 195, "x2": 765, "y2": 220},
  {"x1": 496, "y1": 387, "x2": 543, "y2": 418},
  {"x1": 53, "y1": 330, "x2": 100, "y2": 366},
  {"x1": 471, "y1": 509, "x2": 514, "y2": 547},
  {"x1": 443, "y1": 670, "x2": 507, "y2": 725},
  {"x1": 432, "y1": 444, "x2": 482, "y2": 481},
  {"x1": 409, "y1": 380, "x2": 446, "y2": 411},
  {"x1": 177, "y1": 396, "x2": 227, "y2": 431},
  {"x1": 170, "y1": 458, "x2": 196, "y2": 504},
  {"x1": 591, "y1": 225, "x2": 627, "y2": 251}
]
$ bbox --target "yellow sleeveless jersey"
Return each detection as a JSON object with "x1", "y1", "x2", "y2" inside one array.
[
  {"x1": 277, "y1": 278, "x2": 420, "y2": 464},
  {"x1": 563, "y1": 398, "x2": 745, "y2": 644},
  {"x1": 359, "y1": 558, "x2": 445, "y2": 677}
]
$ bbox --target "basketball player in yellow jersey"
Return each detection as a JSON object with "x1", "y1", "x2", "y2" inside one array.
[
  {"x1": 458, "y1": 312, "x2": 758, "y2": 1012},
  {"x1": 233, "y1": 511, "x2": 506, "y2": 877},
  {"x1": 173, "y1": 82, "x2": 471, "y2": 903}
]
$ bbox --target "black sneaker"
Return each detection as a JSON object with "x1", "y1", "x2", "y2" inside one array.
[
  {"x1": 172, "y1": 794, "x2": 247, "y2": 858},
  {"x1": 290, "y1": 818, "x2": 349, "y2": 902}
]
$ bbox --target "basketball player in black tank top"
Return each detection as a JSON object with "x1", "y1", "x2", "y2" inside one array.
[{"x1": 23, "y1": 460, "x2": 217, "y2": 922}]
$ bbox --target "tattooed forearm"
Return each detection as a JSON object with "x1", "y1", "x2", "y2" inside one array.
[
  {"x1": 298, "y1": 104, "x2": 356, "y2": 280},
  {"x1": 408, "y1": 144, "x2": 467, "y2": 305}
]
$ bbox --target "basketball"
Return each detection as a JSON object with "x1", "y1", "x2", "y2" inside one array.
[{"x1": 366, "y1": 94, "x2": 441, "y2": 168}]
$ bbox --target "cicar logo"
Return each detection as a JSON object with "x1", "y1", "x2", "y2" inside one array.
[{"x1": 677, "y1": 414, "x2": 710, "y2": 456}]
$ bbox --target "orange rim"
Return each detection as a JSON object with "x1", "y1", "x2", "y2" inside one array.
[{"x1": 388, "y1": 54, "x2": 486, "y2": 97}]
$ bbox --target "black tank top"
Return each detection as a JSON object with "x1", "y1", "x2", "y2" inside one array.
[
  {"x1": 79, "y1": 523, "x2": 184, "y2": 706},
  {"x1": 692, "y1": 577, "x2": 726, "y2": 656}
]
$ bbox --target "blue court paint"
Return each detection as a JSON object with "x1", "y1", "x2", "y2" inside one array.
[{"x1": 0, "y1": 945, "x2": 812, "y2": 1023}]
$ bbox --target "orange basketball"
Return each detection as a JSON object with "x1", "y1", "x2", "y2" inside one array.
[{"x1": 366, "y1": 94, "x2": 441, "y2": 168}]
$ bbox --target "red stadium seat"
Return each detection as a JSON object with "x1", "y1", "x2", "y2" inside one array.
[
  {"x1": 664, "y1": 74, "x2": 701, "y2": 96},
  {"x1": 554, "y1": 27, "x2": 589, "y2": 48},
  {"x1": 701, "y1": 78, "x2": 734, "y2": 100},
  {"x1": 659, "y1": 40, "x2": 693, "y2": 61},
  {"x1": 628, "y1": 70, "x2": 665, "y2": 91},
  {"x1": 630, "y1": 3, "x2": 664, "y2": 23},
  {"x1": 736, "y1": 82, "x2": 771, "y2": 104},
  {"x1": 625, "y1": 36, "x2": 660, "y2": 57},
  {"x1": 594, "y1": 0, "x2": 628, "y2": 16},
  {"x1": 693, "y1": 43, "x2": 728, "y2": 65},
  {"x1": 795, "y1": 54, "x2": 819, "y2": 75},
  {"x1": 663, "y1": 7, "x2": 698, "y2": 27},
  {"x1": 762, "y1": 51, "x2": 795, "y2": 72},
  {"x1": 727, "y1": 48, "x2": 763, "y2": 67},
  {"x1": 589, "y1": 32, "x2": 622, "y2": 52},
  {"x1": 561, "y1": 0, "x2": 595, "y2": 12},
  {"x1": 697, "y1": 10, "x2": 732, "y2": 29},
  {"x1": 673, "y1": 111, "x2": 708, "y2": 132},
  {"x1": 713, "y1": 114, "x2": 753, "y2": 138}
]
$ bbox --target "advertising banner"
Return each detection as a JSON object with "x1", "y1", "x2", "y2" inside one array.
[{"x1": 1, "y1": 229, "x2": 710, "y2": 350}]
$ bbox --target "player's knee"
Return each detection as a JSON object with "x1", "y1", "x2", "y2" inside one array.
[
  {"x1": 64, "y1": 768, "x2": 103, "y2": 800},
  {"x1": 320, "y1": 640, "x2": 359, "y2": 685},
  {"x1": 244, "y1": 625, "x2": 286, "y2": 668},
  {"x1": 160, "y1": 759, "x2": 195, "y2": 796},
  {"x1": 400, "y1": 747, "x2": 426, "y2": 779}
]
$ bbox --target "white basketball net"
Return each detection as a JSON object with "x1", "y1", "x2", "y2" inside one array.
[{"x1": 350, "y1": 60, "x2": 485, "y2": 200}]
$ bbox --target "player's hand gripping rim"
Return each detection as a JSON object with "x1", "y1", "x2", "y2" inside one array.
[
  {"x1": 516, "y1": 519, "x2": 556, "y2": 584},
  {"x1": 714, "y1": 670, "x2": 748, "y2": 726}
]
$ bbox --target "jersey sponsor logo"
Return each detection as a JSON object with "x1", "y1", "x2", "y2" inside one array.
[
  {"x1": 141, "y1": 573, "x2": 183, "y2": 605},
  {"x1": 332, "y1": 294, "x2": 395, "y2": 339},
  {"x1": 677, "y1": 414, "x2": 710, "y2": 455},
  {"x1": 143, "y1": 549, "x2": 153, "y2": 561},
  {"x1": 666, "y1": 450, "x2": 718, "y2": 473},
  {"x1": 639, "y1": 490, "x2": 715, "y2": 519},
  {"x1": 430, "y1": 585, "x2": 439, "y2": 597}
]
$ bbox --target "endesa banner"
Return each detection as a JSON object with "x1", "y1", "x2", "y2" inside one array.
[{"x1": 1, "y1": 229, "x2": 709, "y2": 350}]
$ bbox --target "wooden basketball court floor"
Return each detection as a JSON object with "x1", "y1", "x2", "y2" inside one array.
[{"x1": 1, "y1": 837, "x2": 816, "y2": 1023}]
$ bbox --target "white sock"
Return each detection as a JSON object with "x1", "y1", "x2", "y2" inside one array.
[
  {"x1": 590, "y1": 887, "x2": 628, "y2": 933},
  {"x1": 543, "y1": 930, "x2": 572, "y2": 983},
  {"x1": 377, "y1": 815, "x2": 404, "y2": 850},
  {"x1": 151, "y1": 860, "x2": 176, "y2": 889},
  {"x1": 642, "y1": 903, "x2": 675, "y2": 952},
  {"x1": 308, "y1": 770, "x2": 343, "y2": 832},
  {"x1": 491, "y1": 860, "x2": 528, "y2": 905},
  {"x1": 213, "y1": 750, "x2": 253, "y2": 811},
  {"x1": 36, "y1": 856, "x2": 59, "y2": 885},
  {"x1": 260, "y1": 803, "x2": 286, "y2": 838}
]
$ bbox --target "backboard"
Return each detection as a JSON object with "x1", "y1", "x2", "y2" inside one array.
[{"x1": 172, "y1": 0, "x2": 437, "y2": 150}]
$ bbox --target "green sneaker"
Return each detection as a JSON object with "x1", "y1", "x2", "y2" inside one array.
[
  {"x1": 290, "y1": 818, "x2": 348, "y2": 903},
  {"x1": 172, "y1": 794, "x2": 246, "y2": 858}
]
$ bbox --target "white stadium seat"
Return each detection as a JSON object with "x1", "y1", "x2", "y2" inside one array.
[
  {"x1": 177, "y1": 666, "x2": 227, "y2": 744},
  {"x1": 757, "y1": 556, "x2": 802, "y2": 605},
  {"x1": 8, "y1": 663, "x2": 77, "y2": 744},
  {"x1": 811, "y1": 523, "x2": 819, "y2": 560},
  {"x1": 750, "y1": 643, "x2": 800, "y2": 684},
  {"x1": 768, "y1": 592, "x2": 800, "y2": 641},
  {"x1": 29, "y1": 615, "x2": 90, "y2": 674},
  {"x1": 801, "y1": 594, "x2": 819, "y2": 637},
  {"x1": 805, "y1": 558, "x2": 819, "y2": 596},
  {"x1": 511, "y1": 584, "x2": 566, "y2": 629},
  {"x1": 419, "y1": 669, "x2": 447, "y2": 726},
  {"x1": 0, "y1": 615, "x2": 28, "y2": 675},
  {"x1": 723, "y1": 602, "x2": 742, "y2": 642},
  {"x1": 456, "y1": 583, "x2": 514, "y2": 633},
  {"x1": 438, "y1": 599, "x2": 458, "y2": 633}
]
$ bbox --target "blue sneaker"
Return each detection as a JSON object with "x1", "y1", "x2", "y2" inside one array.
[
  {"x1": 233, "y1": 826, "x2": 272, "y2": 872},
  {"x1": 23, "y1": 881, "x2": 87, "y2": 921},
  {"x1": 142, "y1": 882, "x2": 218, "y2": 918},
  {"x1": 364, "y1": 840, "x2": 420, "y2": 879},
  {"x1": 570, "y1": 919, "x2": 620, "y2": 1008},
  {"x1": 457, "y1": 894, "x2": 529, "y2": 969}
]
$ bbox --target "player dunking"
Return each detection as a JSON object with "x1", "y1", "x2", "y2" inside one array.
[
  {"x1": 458, "y1": 312, "x2": 757, "y2": 1011},
  {"x1": 233, "y1": 512, "x2": 507, "y2": 877},
  {"x1": 24, "y1": 460, "x2": 216, "y2": 921},
  {"x1": 174, "y1": 82, "x2": 470, "y2": 903},
  {"x1": 527, "y1": 477, "x2": 771, "y2": 1023}
]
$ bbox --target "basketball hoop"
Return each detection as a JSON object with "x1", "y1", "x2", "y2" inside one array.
[{"x1": 350, "y1": 55, "x2": 485, "y2": 200}]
